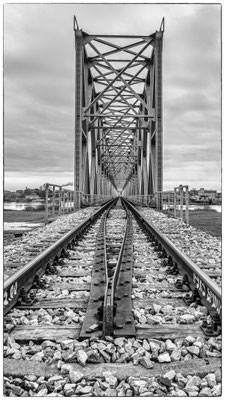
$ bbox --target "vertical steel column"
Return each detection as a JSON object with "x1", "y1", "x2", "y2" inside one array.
[
  {"x1": 52, "y1": 185, "x2": 56, "y2": 217},
  {"x1": 155, "y1": 31, "x2": 163, "y2": 196},
  {"x1": 185, "y1": 186, "x2": 189, "y2": 224},
  {"x1": 59, "y1": 187, "x2": 62, "y2": 215},
  {"x1": 45, "y1": 184, "x2": 49, "y2": 224},
  {"x1": 68, "y1": 192, "x2": 71, "y2": 213},
  {"x1": 179, "y1": 185, "x2": 184, "y2": 219},
  {"x1": 62, "y1": 191, "x2": 65, "y2": 214},
  {"x1": 174, "y1": 188, "x2": 177, "y2": 218},
  {"x1": 74, "y1": 29, "x2": 83, "y2": 209}
]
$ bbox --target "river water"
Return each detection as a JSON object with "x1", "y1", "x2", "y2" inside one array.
[
  {"x1": 189, "y1": 204, "x2": 221, "y2": 213},
  {"x1": 163, "y1": 204, "x2": 221, "y2": 213},
  {"x1": 4, "y1": 202, "x2": 222, "y2": 213},
  {"x1": 4, "y1": 202, "x2": 44, "y2": 211}
]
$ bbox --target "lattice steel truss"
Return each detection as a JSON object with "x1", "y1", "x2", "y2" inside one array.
[{"x1": 74, "y1": 17, "x2": 164, "y2": 207}]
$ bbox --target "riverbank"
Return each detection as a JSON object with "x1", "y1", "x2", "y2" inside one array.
[
  {"x1": 4, "y1": 210, "x2": 45, "y2": 224},
  {"x1": 4, "y1": 207, "x2": 222, "y2": 239},
  {"x1": 189, "y1": 209, "x2": 221, "y2": 238}
]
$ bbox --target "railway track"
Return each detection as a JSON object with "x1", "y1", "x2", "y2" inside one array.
[{"x1": 3, "y1": 198, "x2": 222, "y2": 397}]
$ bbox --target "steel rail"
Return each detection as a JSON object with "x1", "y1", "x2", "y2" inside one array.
[
  {"x1": 78, "y1": 200, "x2": 117, "y2": 339},
  {"x1": 102, "y1": 204, "x2": 130, "y2": 337},
  {"x1": 111, "y1": 208, "x2": 130, "y2": 301},
  {"x1": 3, "y1": 198, "x2": 117, "y2": 316},
  {"x1": 124, "y1": 199, "x2": 221, "y2": 317}
]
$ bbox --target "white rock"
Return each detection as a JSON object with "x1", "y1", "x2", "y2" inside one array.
[
  {"x1": 48, "y1": 375, "x2": 64, "y2": 384},
  {"x1": 185, "y1": 335, "x2": 195, "y2": 344},
  {"x1": 165, "y1": 339, "x2": 177, "y2": 352},
  {"x1": 179, "y1": 314, "x2": 195, "y2": 323},
  {"x1": 139, "y1": 315, "x2": 147, "y2": 324},
  {"x1": 147, "y1": 315, "x2": 162, "y2": 324},
  {"x1": 161, "y1": 305, "x2": 174, "y2": 315},
  {"x1": 176, "y1": 389, "x2": 187, "y2": 396},
  {"x1": 139, "y1": 356, "x2": 154, "y2": 369},
  {"x1": 164, "y1": 370, "x2": 176, "y2": 380},
  {"x1": 53, "y1": 350, "x2": 62, "y2": 360},
  {"x1": 64, "y1": 383, "x2": 76, "y2": 396},
  {"x1": 187, "y1": 346, "x2": 200, "y2": 356},
  {"x1": 185, "y1": 376, "x2": 198, "y2": 388},
  {"x1": 158, "y1": 352, "x2": 171, "y2": 363},
  {"x1": 131, "y1": 380, "x2": 147, "y2": 388},
  {"x1": 193, "y1": 341, "x2": 203, "y2": 348},
  {"x1": 76, "y1": 349, "x2": 88, "y2": 366},
  {"x1": 77, "y1": 385, "x2": 93, "y2": 394},
  {"x1": 198, "y1": 387, "x2": 212, "y2": 396},
  {"x1": 185, "y1": 385, "x2": 199, "y2": 394},
  {"x1": 211, "y1": 383, "x2": 221, "y2": 396},
  {"x1": 153, "y1": 303, "x2": 162, "y2": 313},
  {"x1": 142, "y1": 339, "x2": 150, "y2": 351},
  {"x1": 149, "y1": 340, "x2": 161, "y2": 352},
  {"x1": 114, "y1": 337, "x2": 125, "y2": 347},
  {"x1": 69, "y1": 370, "x2": 84, "y2": 383},
  {"x1": 215, "y1": 369, "x2": 221, "y2": 382},
  {"x1": 206, "y1": 373, "x2": 216, "y2": 388},
  {"x1": 37, "y1": 389, "x2": 48, "y2": 396},
  {"x1": 61, "y1": 364, "x2": 72, "y2": 374},
  {"x1": 170, "y1": 349, "x2": 181, "y2": 361}
]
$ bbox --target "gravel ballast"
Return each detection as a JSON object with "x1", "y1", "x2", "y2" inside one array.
[{"x1": 3, "y1": 205, "x2": 221, "y2": 396}]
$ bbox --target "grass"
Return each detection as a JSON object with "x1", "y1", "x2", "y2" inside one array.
[
  {"x1": 3, "y1": 208, "x2": 222, "y2": 238},
  {"x1": 4, "y1": 210, "x2": 46, "y2": 224},
  {"x1": 188, "y1": 210, "x2": 221, "y2": 238}
]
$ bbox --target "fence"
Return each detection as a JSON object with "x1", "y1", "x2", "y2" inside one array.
[
  {"x1": 126, "y1": 185, "x2": 189, "y2": 224},
  {"x1": 44, "y1": 183, "x2": 115, "y2": 224},
  {"x1": 79, "y1": 192, "x2": 114, "y2": 207},
  {"x1": 44, "y1": 183, "x2": 75, "y2": 224}
]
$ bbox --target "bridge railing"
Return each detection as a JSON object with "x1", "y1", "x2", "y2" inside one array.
[
  {"x1": 125, "y1": 185, "x2": 189, "y2": 224},
  {"x1": 79, "y1": 192, "x2": 114, "y2": 207},
  {"x1": 44, "y1": 183, "x2": 75, "y2": 224},
  {"x1": 44, "y1": 184, "x2": 114, "y2": 224},
  {"x1": 125, "y1": 195, "x2": 155, "y2": 207}
]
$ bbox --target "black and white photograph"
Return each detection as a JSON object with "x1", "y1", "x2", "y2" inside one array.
[{"x1": 3, "y1": 2, "x2": 221, "y2": 397}]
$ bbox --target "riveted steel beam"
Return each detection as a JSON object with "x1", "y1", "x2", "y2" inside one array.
[{"x1": 74, "y1": 18, "x2": 164, "y2": 200}]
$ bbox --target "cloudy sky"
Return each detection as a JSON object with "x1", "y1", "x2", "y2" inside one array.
[{"x1": 4, "y1": 3, "x2": 221, "y2": 192}]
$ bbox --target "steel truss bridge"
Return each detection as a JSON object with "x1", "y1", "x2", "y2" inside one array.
[{"x1": 74, "y1": 17, "x2": 164, "y2": 208}]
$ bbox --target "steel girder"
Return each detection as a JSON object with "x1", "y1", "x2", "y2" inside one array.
[{"x1": 74, "y1": 18, "x2": 164, "y2": 205}]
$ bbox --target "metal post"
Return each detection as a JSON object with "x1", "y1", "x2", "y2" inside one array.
[
  {"x1": 185, "y1": 186, "x2": 189, "y2": 224},
  {"x1": 59, "y1": 187, "x2": 62, "y2": 215},
  {"x1": 45, "y1": 184, "x2": 49, "y2": 224},
  {"x1": 70, "y1": 192, "x2": 72, "y2": 212},
  {"x1": 155, "y1": 30, "x2": 163, "y2": 195},
  {"x1": 180, "y1": 185, "x2": 184, "y2": 220},
  {"x1": 62, "y1": 191, "x2": 65, "y2": 214},
  {"x1": 52, "y1": 185, "x2": 55, "y2": 218},
  {"x1": 66, "y1": 192, "x2": 68, "y2": 213},
  {"x1": 68, "y1": 192, "x2": 70, "y2": 212},
  {"x1": 72, "y1": 191, "x2": 75, "y2": 211},
  {"x1": 74, "y1": 29, "x2": 83, "y2": 209},
  {"x1": 174, "y1": 188, "x2": 177, "y2": 218}
]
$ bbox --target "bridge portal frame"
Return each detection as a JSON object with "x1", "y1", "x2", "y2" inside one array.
[{"x1": 74, "y1": 17, "x2": 164, "y2": 208}]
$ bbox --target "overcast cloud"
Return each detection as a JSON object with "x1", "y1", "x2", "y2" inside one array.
[{"x1": 4, "y1": 3, "x2": 221, "y2": 191}]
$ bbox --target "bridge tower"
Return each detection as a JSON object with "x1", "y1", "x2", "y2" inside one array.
[{"x1": 74, "y1": 17, "x2": 164, "y2": 207}]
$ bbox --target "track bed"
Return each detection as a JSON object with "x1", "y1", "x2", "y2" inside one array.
[{"x1": 3, "y1": 199, "x2": 221, "y2": 397}]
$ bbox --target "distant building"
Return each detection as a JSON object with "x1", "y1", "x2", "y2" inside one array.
[
  {"x1": 25, "y1": 194, "x2": 41, "y2": 200},
  {"x1": 216, "y1": 192, "x2": 222, "y2": 203},
  {"x1": 189, "y1": 187, "x2": 220, "y2": 203},
  {"x1": 189, "y1": 188, "x2": 198, "y2": 196},
  {"x1": 198, "y1": 188, "x2": 205, "y2": 196},
  {"x1": 203, "y1": 190, "x2": 217, "y2": 199}
]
